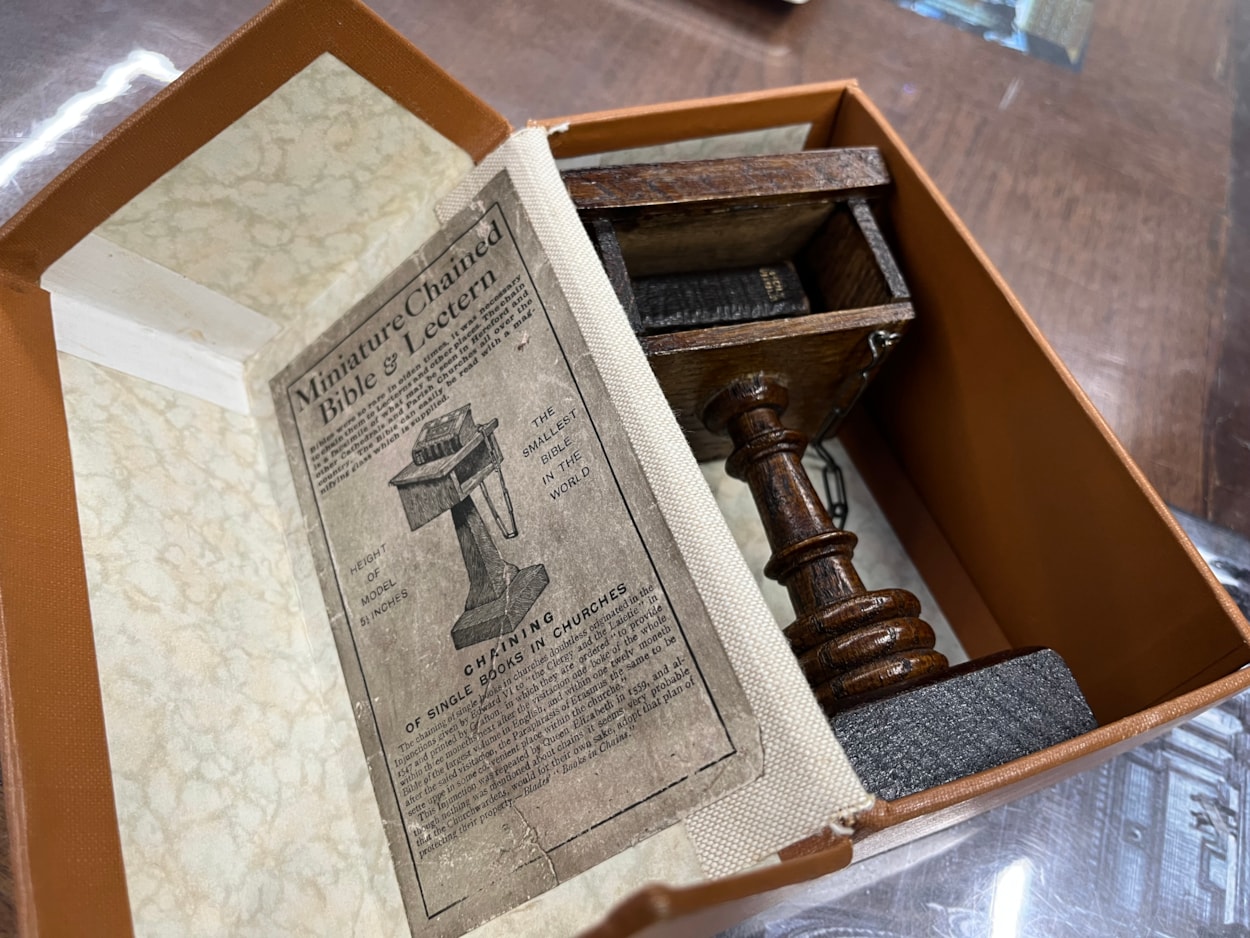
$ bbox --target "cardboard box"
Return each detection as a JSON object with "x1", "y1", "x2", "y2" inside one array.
[{"x1": 1, "y1": 1, "x2": 1247, "y2": 935}]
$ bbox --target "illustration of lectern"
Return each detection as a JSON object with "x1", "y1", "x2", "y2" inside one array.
[{"x1": 389, "y1": 404, "x2": 549, "y2": 650}]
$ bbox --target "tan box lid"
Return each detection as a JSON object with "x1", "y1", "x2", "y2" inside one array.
[{"x1": 0, "y1": 2, "x2": 507, "y2": 935}]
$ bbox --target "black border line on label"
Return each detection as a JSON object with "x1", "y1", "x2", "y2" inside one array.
[{"x1": 285, "y1": 178, "x2": 743, "y2": 927}]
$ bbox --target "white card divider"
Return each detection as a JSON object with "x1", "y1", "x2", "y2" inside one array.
[{"x1": 43, "y1": 234, "x2": 279, "y2": 413}]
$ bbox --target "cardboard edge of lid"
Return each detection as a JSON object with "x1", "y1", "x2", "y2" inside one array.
[
  {"x1": 577, "y1": 835, "x2": 853, "y2": 938},
  {"x1": 0, "y1": 1, "x2": 508, "y2": 934},
  {"x1": 0, "y1": 0, "x2": 511, "y2": 283},
  {"x1": 0, "y1": 274, "x2": 135, "y2": 937}
]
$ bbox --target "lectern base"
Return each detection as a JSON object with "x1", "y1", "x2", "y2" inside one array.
[{"x1": 451, "y1": 563, "x2": 550, "y2": 650}]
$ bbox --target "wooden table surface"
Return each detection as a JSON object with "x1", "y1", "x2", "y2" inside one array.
[{"x1": 0, "y1": 0, "x2": 1246, "y2": 933}]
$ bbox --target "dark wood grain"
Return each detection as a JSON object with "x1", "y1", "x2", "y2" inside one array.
[
  {"x1": 565, "y1": 149, "x2": 915, "y2": 457},
  {"x1": 642, "y1": 304, "x2": 912, "y2": 460},
  {"x1": 564, "y1": 151, "x2": 892, "y2": 277},
  {"x1": 799, "y1": 199, "x2": 911, "y2": 311},
  {"x1": 586, "y1": 217, "x2": 641, "y2": 331},
  {"x1": 561, "y1": 149, "x2": 890, "y2": 212},
  {"x1": 703, "y1": 374, "x2": 948, "y2": 711}
]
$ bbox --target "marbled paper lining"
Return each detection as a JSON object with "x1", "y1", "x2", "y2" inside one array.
[
  {"x1": 60, "y1": 353, "x2": 409, "y2": 936},
  {"x1": 96, "y1": 53, "x2": 472, "y2": 324}
]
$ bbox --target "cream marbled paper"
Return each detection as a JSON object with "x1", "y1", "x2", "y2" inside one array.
[
  {"x1": 60, "y1": 348, "x2": 710, "y2": 936},
  {"x1": 60, "y1": 353, "x2": 408, "y2": 937},
  {"x1": 96, "y1": 53, "x2": 472, "y2": 324}
]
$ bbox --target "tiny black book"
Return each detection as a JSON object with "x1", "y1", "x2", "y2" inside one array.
[{"x1": 631, "y1": 261, "x2": 810, "y2": 334}]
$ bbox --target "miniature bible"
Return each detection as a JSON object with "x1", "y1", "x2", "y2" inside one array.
[{"x1": 564, "y1": 149, "x2": 1098, "y2": 800}]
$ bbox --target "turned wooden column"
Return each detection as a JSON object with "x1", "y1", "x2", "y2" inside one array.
[{"x1": 703, "y1": 374, "x2": 949, "y2": 713}]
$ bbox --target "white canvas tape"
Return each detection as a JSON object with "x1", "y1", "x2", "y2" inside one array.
[{"x1": 438, "y1": 128, "x2": 871, "y2": 879}]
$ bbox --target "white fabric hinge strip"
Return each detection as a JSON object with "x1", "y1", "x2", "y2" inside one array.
[{"x1": 437, "y1": 128, "x2": 871, "y2": 879}]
